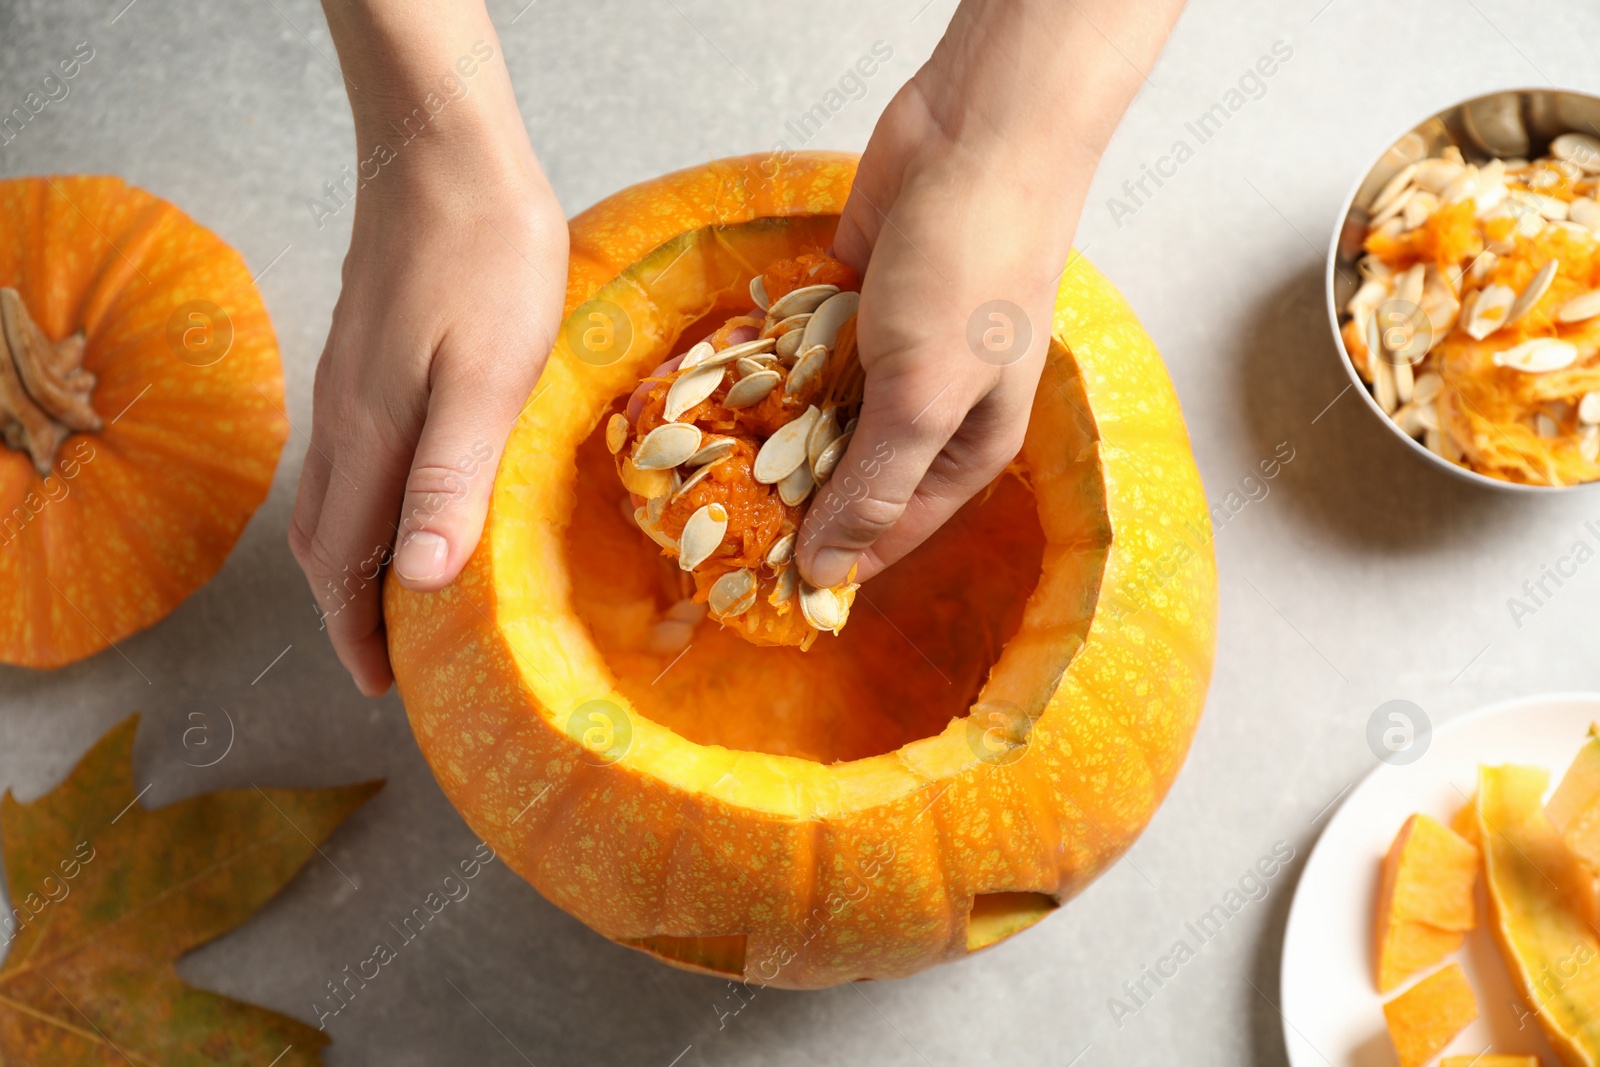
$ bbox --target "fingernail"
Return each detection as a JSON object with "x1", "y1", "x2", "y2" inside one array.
[
  {"x1": 809, "y1": 546, "x2": 859, "y2": 588},
  {"x1": 395, "y1": 530, "x2": 448, "y2": 582}
]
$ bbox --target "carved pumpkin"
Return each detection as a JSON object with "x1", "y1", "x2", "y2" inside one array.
[
  {"x1": 385, "y1": 153, "x2": 1217, "y2": 987},
  {"x1": 0, "y1": 177, "x2": 287, "y2": 668}
]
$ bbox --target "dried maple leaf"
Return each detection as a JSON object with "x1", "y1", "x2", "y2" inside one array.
[{"x1": 0, "y1": 715, "x2": 381, "y2": 1065}]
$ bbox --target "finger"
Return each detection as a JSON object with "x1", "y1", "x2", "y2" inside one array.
[
  {"x1": 293, "y1": 433, "x2": 413, "y2": 697},
  {"x1": 837, "y1": 395, "x2": 1028, "y2": 583},
  {"x1": 391, "y1": 344, "x2": 537, "y2": 592},
  {"x1": 795, "y1": 371, "x2": 980, "y2": 588},
  {"x1": 286, "y1": 354, "x2": 338, "y2": 573}
]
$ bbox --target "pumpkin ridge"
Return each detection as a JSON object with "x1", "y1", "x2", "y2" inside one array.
[{"x1": 77, "y1": 193, "x2": 175, "y2": 341}]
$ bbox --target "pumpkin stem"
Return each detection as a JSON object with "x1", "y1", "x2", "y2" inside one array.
[{"x1": 0, "y1": 288, "x2": 98, "y2": 476}]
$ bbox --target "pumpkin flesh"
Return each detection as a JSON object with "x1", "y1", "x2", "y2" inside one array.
[{"x1": 385, "y1": 154, "x2": 1217, "y2": 986}]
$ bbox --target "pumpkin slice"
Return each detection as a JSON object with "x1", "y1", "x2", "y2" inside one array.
[
  {"x1": 1545, "y1": 725, "x2": 1600, "y2": 927},
  {"x1": 1440, "y1": 1057, "x2": 1539, "y2": 1066},
  {"x1": 1376, "y1": 813, "x2": 1480, "y2": 992},
  {"x1": 1382, "y1": 962, "x2": 1480, "y2": 1067},
  {"x1": 1479, "y1": 763, "x2": 1600, "y2": 1064},
  {"x1": 384, "y1": 153, "x2": 1218, "y2": 987},
  {"x1": 0, "y1": 177, "x2": 286, "y2": 667}
]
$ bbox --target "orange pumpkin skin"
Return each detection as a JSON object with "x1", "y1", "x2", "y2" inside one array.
[
  {"x1": 385, "y1": 153, "x2": 1218, "y2": 987},
  {"x1": 0, "y1": 177, "x2": 287, "y2": 668}
]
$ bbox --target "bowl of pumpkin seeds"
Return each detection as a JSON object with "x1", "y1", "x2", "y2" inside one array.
[{"x1": 1328, "y1": 87, "x2": 1600, "y2": 490}]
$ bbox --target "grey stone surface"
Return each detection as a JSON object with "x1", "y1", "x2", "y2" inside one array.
[{"x1": 2, "y1": 0, "x2": 1598, "y2": 1063}]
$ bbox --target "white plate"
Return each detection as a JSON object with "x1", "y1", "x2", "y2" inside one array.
[{"x1": 1281, "y1": 691, "x2": 1600, "y2": 1067}]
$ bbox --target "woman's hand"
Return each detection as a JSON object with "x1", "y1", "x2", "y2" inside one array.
[
  {"x1": 795, "y1": 0, "x2": 1184, "y2": 589},
  {"x1": 291, "y1": 1, "x2": 567, "y2": 696}
]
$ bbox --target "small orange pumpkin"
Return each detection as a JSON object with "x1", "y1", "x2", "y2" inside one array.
[
  {"x1": 0, "y1": 177, "x2": 286, "y2": 668},
  {"x1": 385, "y1": 153, "x2": 1217, "y2": 987}
]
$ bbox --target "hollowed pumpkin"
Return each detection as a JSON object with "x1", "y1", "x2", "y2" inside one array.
[
  {"x1": 384, "y1": 152, "x2": 1217, "y2": 987},
  {"x1": 0, "y1": 176, "x2": 286, "y2": 668}
]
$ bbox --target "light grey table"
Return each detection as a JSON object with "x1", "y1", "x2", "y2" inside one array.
[{"x1": 3, "y1": 0, "x2": 1598, "y2": 1063}]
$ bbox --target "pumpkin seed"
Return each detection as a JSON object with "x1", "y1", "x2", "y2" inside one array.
[
  {"x1": 1493, "y1": 337, "x2": 1578, "y2": 373},
  {"x1": 761, "y1": 313, "x2": 812, "y2": 341},
  {"x1": 1372, "y1": 354, "x2": 1398, "y2": 415},
  {"x1": 1417, "y1": 402, "x2": 1440, "y2": 433},
  {"x1": 677, "y1": 341, "x2": 717, "y2": 371},
  {"x1": 1369, "y1": 163, "x2": 1417, "y2": 217},
  {"x1": 799, "y1": 582, "x2": 846, "y2": 633},
  {"x1": 665, "y1": 364, "x2": 725, "y2": 421},
  {"x1": 1535, "y1": 412, "x2": 1561, "y2": 438},
  {"x1": 724, "y1": 369, "x2": 781, "y2": 408},
  {"x1": 1425, "y1": 427, "x2": 1449, "y2": 458},
  {"x1": 753, "y1": 405, "x2": 819, "y2": 484},
  {"x1": 646, "y1": 618, "x2": 696, "y2": 656},
  {"x1": 812, "y1": 430, "x2": 852, "y2": 483},
  {"x1": 806, "y1": 406, "x2": 840, "y2": 466},
  {"x1": 842, "y1": 416, "x2": 858, "y2": 434},
  {"x1": 800, "y1": 291, "x2": 860, "y2": 352},
  {"x1": 605, "y1": 412, "x2": 630, "y2": 454},
  {"x1": 1580, "y1": 391, "x2": 1600, "y2": 425},
  {"x1": 1554, "y1": 132, "x2": 1600, "y2": 173},
  {"x1": 748, "y1": 274, "x2": 769, "y2": 311},
  {"x1": 775, "y1": 329, "x2": 806, "y2": 361},
  {"x1": 1467, "y1": 251, "x2": 1498, "y2": 285},
  {"x1": 1394, "y1": 403, "x2": 1427, "y2": 437},
  {"x1": 672, "y1": 463, "x2": 719, "y2": 501},
  {"x1": 1413, "y1": 158, "x2": 1465, "y2": 194},
  {"x1": 735, "y1": 356, "x2": 773, "y2": 377},
  {"x1": 778, "y1": 460, "x2": 814, "y2": 506},
  {"x1": 1571, "y1": 197, "x2": 1600, "y2": 233},
  {"x1": 633, "y1": 422, "x2": 702, "y2": 469},
  {"x1": 768, "y1": 565, "x2": 796, "y2": 606},
  {"x1": 1394, "y1": 263, "x2": 1425, "y2": 309},
  {"x1": 1473, "y1": 161, "x2": 1508, "y2": 214},
  {"x1": 1413, "y1": 372, "x2": 1443, "y2": 405},
  {"x1": 767, "y1": 283, "x2": 839, "y2": 320},
  {"x1": 1558, "y1": 290, "x2": 1600, "y2": 324},
  {"x1": 765, "y1": 531, "x2": 796, "y2": 567},
  {"x1": 1359, "y1": 255, "x2": 1396, "y2": 283},
  {"x1": 1441, "y1": 166, "x2": 1478, "y2": 206},
  {"x1": 707, "y1": 568, "x2": 758, "y2": 617},
  {"x1": 1371, "y1": 185, "x2": 1416, "y2": 227},
  {"x1": 678, "y1": 503, "x2": 727, "y2": 571},
  {"x1": 1583, "y1": 425, "x2": 1600, "y2": 463},
  {"x1": 786, "y1": 344, "x2": 827, "y2": 397},
  {"x1": 646, "y1": 491, "x2": 667, "y2": 525},
  {"x1": 682, "y1": 337, "x2": 776, "y2": 371},
  {"x1": 634, "y1": 506, "x2": 679, "y2": 552},
  {"x1": 1393, "y1": 358, "x2": 1414, "y2": 404},
  {"x1": 1505, "y1": 260, "x2": 1558, "y2": 326},
  {"x1": 686, "y1": 436, "x2": 737, "y2": 467},
  {"x1": 1465, "y1": 284, "x2": 1516, "y2": 340}
]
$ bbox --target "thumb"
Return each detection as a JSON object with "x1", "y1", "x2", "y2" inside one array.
[
  {"x1": 391, "y1": 354, "x2": 531, "y2": 590},
  {"x1": 795, "y1": 378, "x2": 955, "y2": 588}
]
